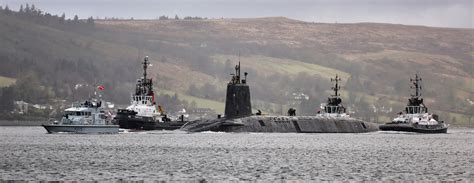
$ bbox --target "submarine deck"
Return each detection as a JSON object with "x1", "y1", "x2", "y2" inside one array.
[{"x1": 181, "y1": 115, "x2": 379, "y2": 133}]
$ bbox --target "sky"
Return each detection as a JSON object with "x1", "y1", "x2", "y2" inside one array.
[{"x1": 1, "y1": 0, "x2": 472, "y2": 28}]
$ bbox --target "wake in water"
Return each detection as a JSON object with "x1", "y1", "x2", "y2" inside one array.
[{"x1": 0, "y1": 126, "x2": 473, "y2": 181}]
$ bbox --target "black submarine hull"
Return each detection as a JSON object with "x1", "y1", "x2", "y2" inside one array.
[
  {"x1": 379, "y1": 123, "x2": 447, "y2": 133},
  {"x1": 181, "y1": 116, "x2": 379, "y2": 133}
]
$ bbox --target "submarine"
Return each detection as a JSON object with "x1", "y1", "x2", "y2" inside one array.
[{"x1": 180, "y1": 62, "x2": 379, "y2": 133}]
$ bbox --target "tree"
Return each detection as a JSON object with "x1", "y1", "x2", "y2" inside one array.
[
  {"x1": 4, "y1": 5, "x2": 10, "y2": 13},
  {"x1": 345, "y1": 75, "x2": 363, "y2": 92},
  {"x1": 31, "y1": 4, "x2": 36, "y2": 14},
  {"x1": 25, "y1": 4, "x2": 30, "y2": 14},
  {"x1": 73, "y1": 15, "x2": 79, "y2": 22},
  {"x1": 174, "y1": 15, "x2": 179, "y2": 20},
  {"x1": 60, "y1": 13, "x2": 66, "y2": 24},
  {"x1": 19, "y1": 5, "x2": 24, "y2": 13},
  {"x1": 357, "y1": 95, "x2": 372, "y2": 122},
  {"x1": 159, "y1": 15, "x2": 168, "y2": 20},
  {"x1": 86, "y1": 16, "x2": 95, "y2": 27},
  {"x1": 347, "y1": 91, "x2": 357, "y2": 105},
  {"x1": 14, "y1": 72, "x2": 55, "y2": 104},
  {"x1": 190, "y1": 101, "x2": 197, "y2": 109},
  {"x1": 172, "y1": 92, "x2": 179, "y2": 102},
  {"x1": 467, "y1": 104, "x2": 473, "y2": 127},
  {"x1": 187, "y1": 84, "x2": 198, "y2": 96},
  {"x1": 0, "y1": 87, "x2": 15, "y2": 112}
]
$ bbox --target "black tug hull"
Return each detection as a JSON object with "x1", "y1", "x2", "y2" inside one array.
[
  {"x1": 114, "y1": 112, "x2": 187, "y2": 131},
  {"x1": 115, "y1": 116, "x2": 156, "y2": 130},
  {"x1": 379, "y1": 123, "x2": 447, "y2": 133}
]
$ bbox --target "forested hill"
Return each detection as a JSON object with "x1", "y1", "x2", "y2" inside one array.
[{"x1": 0, "y1": 6, "x2": 473, "y2": 125}]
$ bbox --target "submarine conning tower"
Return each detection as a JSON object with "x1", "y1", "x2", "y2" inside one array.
[{"x1": 224, "y1": 62, "x2": 251, "y2": 118}]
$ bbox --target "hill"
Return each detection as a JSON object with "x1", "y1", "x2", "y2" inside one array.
[
  {"x1": 95, "y1": 18, "x2": 473, "y2": 124},
  {"x1": 0, "y1": 7, "x2": 472, "y2": 125}
]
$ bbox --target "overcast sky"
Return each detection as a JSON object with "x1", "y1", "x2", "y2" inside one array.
[{"x1": 1, "y1": 0, "x2": 472, "y2": 28}]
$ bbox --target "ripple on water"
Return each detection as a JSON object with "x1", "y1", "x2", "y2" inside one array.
[{"x1": 0, "y1": 127, "x2": 473, "y2": 181}]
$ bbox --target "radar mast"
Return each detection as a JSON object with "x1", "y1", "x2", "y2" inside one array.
[
  {"x1": 410, "y1": 74, "x2": 422, "y2": 98},
  {"x1": 331, "y1": 75, "x2": 341, "y2": 97},
  {"x1": 143, "y1": 56, "x2": 149, "y2": 81}
]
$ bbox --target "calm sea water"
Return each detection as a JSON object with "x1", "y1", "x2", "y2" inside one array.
[{"x1": 0, "y1": 126, "x2": 473, "y2": 182}]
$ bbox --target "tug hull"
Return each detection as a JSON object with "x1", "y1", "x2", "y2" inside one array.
[
  {"x1": 114, "y1": 111, "x2": 187, "y2": 131},
  {"x1": 115, "y1": 114, "x2": 156, "y2": 130},
  {"x1": 379, "y1": 123, "x2": 447, "y2": 133}
]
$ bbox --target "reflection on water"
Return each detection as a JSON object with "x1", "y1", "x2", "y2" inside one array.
[{"x1": 0, "y1": 126, "x2": 473, "y2": 181}]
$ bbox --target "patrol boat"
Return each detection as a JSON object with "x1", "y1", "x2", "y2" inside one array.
[
  {"x1": 379, "y1": 74, "x2": 448, "y2": 133},
  {"x1": 180, "y1": 62, "x2": 378, "y2": 133},
  {"x1": 113, "y1": 56, "x2": 186, "y2": 130},
  {"x1": 42, "y1": 94, "x2": 119, "y2": 134}
]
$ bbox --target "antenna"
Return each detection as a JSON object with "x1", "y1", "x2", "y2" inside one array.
[
  {"x1": 238, "y1": 61, "x2": 241, "y2": 83},
  {"x1": 238, "y1": 51, "x2": 242, "y2": 83},
  {"x1": 331, "y1": 75, "x2": 341, "y2": 97},
  {"x1": 143, "y1": 56, "x2": 149, "y2": 80},
  {"x1": 238, "y1": 50, "x2": 241, "y2": 63},
  {"x1": 410, "y1": 74, "x2": 422, "y2": 97}
]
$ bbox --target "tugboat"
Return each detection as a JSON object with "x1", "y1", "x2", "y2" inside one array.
[
  {"x1": 113, "y1": 56, "x2": 186, "y2": 130},
  {"x1": 180, "y1": 62, "x2": 379, "y2": 133},
  {"x1": 379, "y1": 74, "x2": 448, "y2": 133},
  {"x1": 42, "y1": 90, "x2": 119, "y2": 134}
]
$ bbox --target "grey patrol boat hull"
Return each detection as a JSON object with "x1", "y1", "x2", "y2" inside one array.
[
  {"x1": 181, "y1": 116, "x2": 379, "y2": 133},
  {"x1": 42, "y1": 124, "x2": 119, "y2": 134}
]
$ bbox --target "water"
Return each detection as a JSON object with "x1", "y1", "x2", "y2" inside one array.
[{"x1": 0, "y1": 127, "x2": 473, "y2": 182}]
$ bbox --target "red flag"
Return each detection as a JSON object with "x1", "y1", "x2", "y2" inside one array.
[{"x1": 97, "y1": 85, "x2": 105, "y2": 91}]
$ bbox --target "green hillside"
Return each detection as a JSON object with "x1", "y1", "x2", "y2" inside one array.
[
  {"x1": 212, "y1": 55, "x2": 350, "y2": 80},
  {"x1": 0, "y1": 7, "x2": 472, "y2": 126},
  {"x1": 158, "y1": 89, "x2": 225, "y2": 113},
  {"x1": 0, "y1": 76, "x2": 15, "y2": 88}
]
